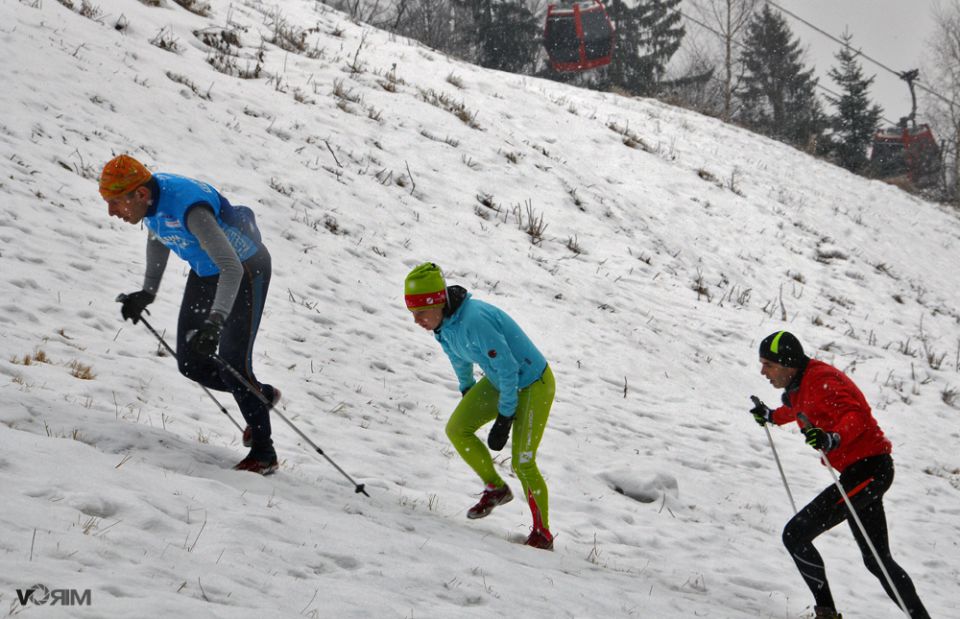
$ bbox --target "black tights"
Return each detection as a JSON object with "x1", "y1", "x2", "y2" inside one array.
[
  {"x1": 782, "y1": 454, "x2": 929, "y2": 618},
  {"x1": 176, "y1": 248, "x2": 274, "y2": 453}
]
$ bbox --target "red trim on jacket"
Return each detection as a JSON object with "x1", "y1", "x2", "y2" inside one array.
[{"x1": 771, "y1": 359, "x2": 892, "y2": 472}]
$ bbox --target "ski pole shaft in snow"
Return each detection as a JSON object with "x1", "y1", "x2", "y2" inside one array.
[
  {"x1": 764, "y1": 424, "x2": 798, "y2": 514},
  {"x1": 210, "y1": 353, "x2": 370, "y2": 497},
  {"x1": 796, "y1": 412, "x2": 910, "y2": 617},
  {"x1": 751, "y1": 396, "x2": 797, "y2": 513},
  {"x1": 119, "y1": 298, "x2": 244, "y2": 433}
]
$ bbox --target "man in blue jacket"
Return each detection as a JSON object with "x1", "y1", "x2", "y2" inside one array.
[
  {"x1": 100, "y1": 154, "x2": 279, "y2": 474},
  {"x1": 405, "y1": 263, "x2": 556, "y2": 549}
]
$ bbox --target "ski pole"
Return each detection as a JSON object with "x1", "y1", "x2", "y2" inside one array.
[
  {"x1": 116, "y1": 295, "x2": 244, "y2": 433},
  {"x1": 210, "y1": 352, "x2": 370, "y2": 497},
  {"x1": 751, "y1": 396, "x2": 799, "y2": 514},
  {"x1": 765, "y1": 425, "x2": 799, "y2": 513},
  {"x1": 796, "y1": 412, "x2": 910, "y2": 617}
]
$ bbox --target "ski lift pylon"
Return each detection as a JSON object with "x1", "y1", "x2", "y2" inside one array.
[{"x1": 544, "y1": 0, "x2": 615, "y2": 73}]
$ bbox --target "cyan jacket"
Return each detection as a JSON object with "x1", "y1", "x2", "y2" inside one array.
[{"x1": 435, "y1": 291, "x2": 547, "y2": 417}]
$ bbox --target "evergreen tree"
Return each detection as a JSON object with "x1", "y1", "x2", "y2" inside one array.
[
  {"x1": 736, "y1": 5, "x2": 824, "y2": 147},
  {"x1": 607, "y1": 0, "x2": 684, "y2": 96},
  {"x1": 825, "y1": 32, "x2": 883, "y2": 173},
  {"x1": 477, "y1": 1, "x2": 540, "y2": 73},
  {"x1": 606, "y1": 0, "x2": 645, "y2": 92},
  {"x1": 634, "y1": 0, "x2": 685, "y2": 96}
]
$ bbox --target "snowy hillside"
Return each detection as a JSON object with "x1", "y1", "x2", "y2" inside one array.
[{"x1": 0, "y1": 0, "x2": 958, "y2": 617}]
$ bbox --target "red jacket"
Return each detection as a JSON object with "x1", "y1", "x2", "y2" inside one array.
[{"x1": 772, "y1": 359, "x2": 891, "y2": 472}]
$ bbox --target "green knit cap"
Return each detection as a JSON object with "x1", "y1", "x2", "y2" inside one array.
[{"x1": 404, "y1": 263, "x2": 447, "y2": 310}]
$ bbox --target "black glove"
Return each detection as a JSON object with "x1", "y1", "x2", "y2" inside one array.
[
  {"x1": 749, "y1": 396, "x2": 773, "y2": 427},
  {"x1": 802, "y1": 426, "x2": 840, "y2": 452},
  {"x1": 187, "y1": 313, "x2": 225, "y2": 357},
  {"x1": 487, "y1": 414, "x2": 514, "y2": 451},
  {"x1": 118, "y1": 291, "x2": 155, "y2": 325}
]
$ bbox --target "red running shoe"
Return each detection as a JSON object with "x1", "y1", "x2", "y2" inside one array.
[
  {"x1": 524, "y1": 528, "x2": 554, "y2": 551},
  {"x1": 466, "y1": 484, "x2": 513, "y2": 519},
  {"x1": 233, "y1": 454, "x2": 278, "y2": 475}
]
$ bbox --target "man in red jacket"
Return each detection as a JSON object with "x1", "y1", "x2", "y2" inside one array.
[{"x1": 750, "y1": 331, "x2": 929, "y2": 619}]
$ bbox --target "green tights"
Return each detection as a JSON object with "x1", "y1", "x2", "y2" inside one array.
[{"x1": 445, "y1": 366, "x2": 555, "y2": 530}]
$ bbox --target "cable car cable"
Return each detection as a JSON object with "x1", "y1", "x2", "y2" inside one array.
[{"x1": 765, "y1": 0, "x2": 953, "y2": 107}]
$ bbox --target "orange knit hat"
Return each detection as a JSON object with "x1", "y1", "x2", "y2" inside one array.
[{"x1": 99, "y1": 155, "x2": 152, "y2": 199}]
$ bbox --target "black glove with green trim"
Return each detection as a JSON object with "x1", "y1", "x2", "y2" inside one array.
[
  {"x1": 802, "y1": 426, "x2": 840, "y2": 452},
  {"x1": 749, "y1": 396, "x2": 773, "y2": 427}
]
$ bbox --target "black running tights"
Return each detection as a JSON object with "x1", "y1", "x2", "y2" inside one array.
[
  {"x1": 781, "y1": 454, "x2": 929, "y2": 618},
  {"x1": 175, "y1": 248, "x2": 274, "y2": 448}
]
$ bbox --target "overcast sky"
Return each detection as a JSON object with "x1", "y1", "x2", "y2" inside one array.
[{"x1": 683, "y1": 0, "x2": 941, "y2": 126}]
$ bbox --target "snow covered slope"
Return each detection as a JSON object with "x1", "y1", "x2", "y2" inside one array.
[{"x1": 0, "y1": 0, "x2": 957, "y2": 616}]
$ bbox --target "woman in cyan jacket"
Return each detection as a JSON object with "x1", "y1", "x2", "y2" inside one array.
[
  {"x1": 750, "y1": 331, "x2": 929, "y2": 619},
  {"x1": 404, "y1": 263, "x2": 556, "y2": 550}
]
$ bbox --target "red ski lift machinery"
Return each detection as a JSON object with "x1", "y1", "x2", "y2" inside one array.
[
  {"x1": 544, "y1": 0, "x2": 615, "y2": 72},
  {"x1": 870, "y1": 69, "x2": 941, "y2": 187}
]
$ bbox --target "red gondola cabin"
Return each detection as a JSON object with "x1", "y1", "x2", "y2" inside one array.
[
  {"x1": 544, "y1": 1, "x2": 615, "y2": 72},
  {"x1": 870, "y1": 124, "x2": 941, "y2": 187},
  {"x1": 869, "y1": 68, "x2": 942, "y2": 188}
]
